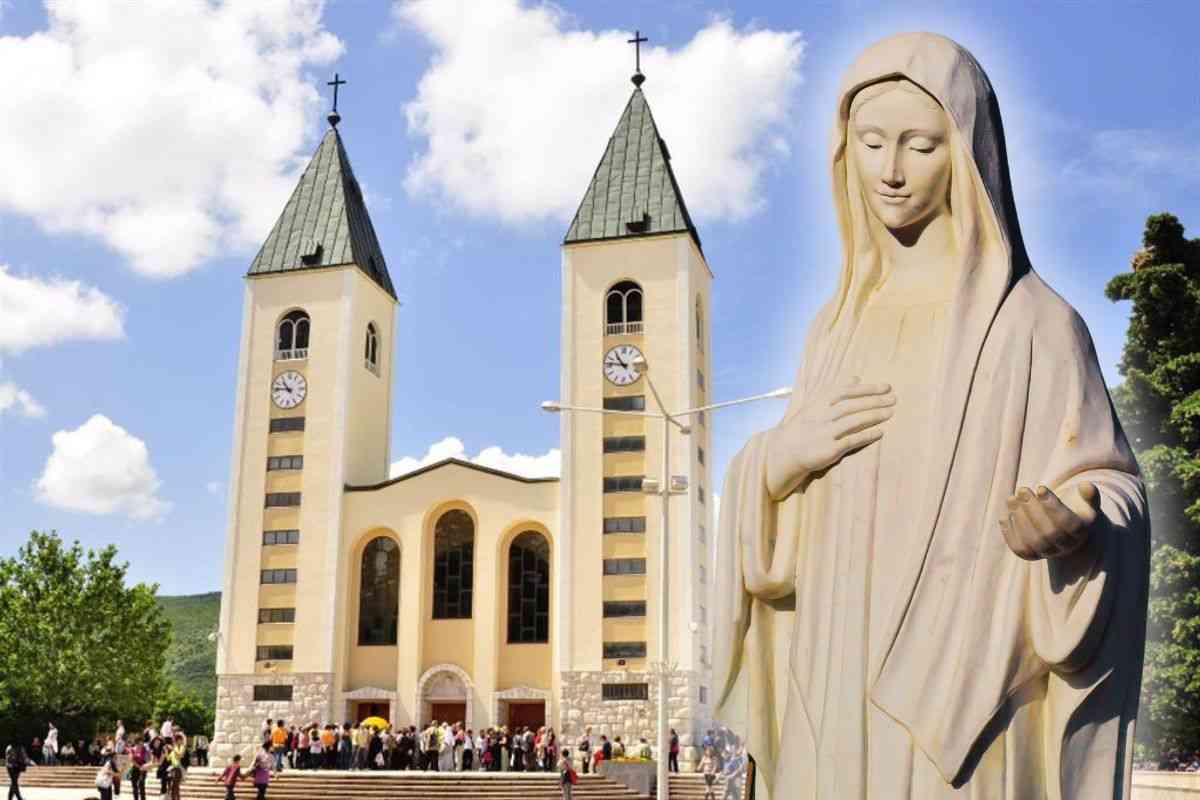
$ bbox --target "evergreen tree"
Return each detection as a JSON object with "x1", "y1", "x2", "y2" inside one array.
[{"x1": 1106, "y1": 213, "x2": 1200, "y2": 758}]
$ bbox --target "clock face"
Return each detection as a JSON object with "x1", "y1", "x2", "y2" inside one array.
[
  {"x1": 271, "y1": 371, "x2": 308, "y2": 409},
  {"x1": 603, "y1": 344, "x2": 644, "y2": 386}
]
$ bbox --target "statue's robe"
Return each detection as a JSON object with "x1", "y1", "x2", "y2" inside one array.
[{"x1": 712, "y1": 33, "x2": 1148, "y2": 800}]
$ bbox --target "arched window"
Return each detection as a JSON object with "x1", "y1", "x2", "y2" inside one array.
[
  {"x1": 433, "y1": 510, "x2": 474, "y2": 619},
  {"x1": 507, "y1": 531, "x2": 550, "y2": 643},
  {"x1": 364, "y1": 323, "x2": 379, "y2": 373},
  {"x1": 358, "y1": 537, "x2": 400, "y2": 645},
  {"x1": 276, "y1": 310, "x2": 311, "y2": 360},
  {"x1": 605, "y1": 281, "x2": 644, "y2": 335},
  {"x1": 695, "y1": 297, "x2": 704, "y2": 351}
]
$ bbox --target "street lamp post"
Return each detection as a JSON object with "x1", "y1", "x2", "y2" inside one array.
[{"x1": 543, "y1": 362, "x2": 789, "y2": 799}]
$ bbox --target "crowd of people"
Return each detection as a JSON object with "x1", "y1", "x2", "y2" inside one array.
[
  {"x1": 5, "y1": 718, "x2": 206, "y2": 800},
  {"x1": 253, "y1": 717, "x2": 584, "y2": 773},
  {"x1": 4, "y1": 716, "x2": 752, "y2": 800},
  {"x1": 1135, "y1": 750, "x2": 1200, "y2": 772}
]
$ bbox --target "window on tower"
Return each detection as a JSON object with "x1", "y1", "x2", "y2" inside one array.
[
  {"x1": 696, "y1": 297, "x2": 705, "y2": 352},
  {"x1": 276, "y1": 310, "x2": 311, "y2": 361},
  {"x1": 605, "y1": 281, "x2": 644, "y2": 335},
  {"x1": 507, "y1": 531, "x2": 550, "y2": 643},
  {"x1": 364, "y1": 323, "x2": 380, "y2": 375},
  {"x1": 432, "y1": 509, "x2": 474, "y2": 619}
]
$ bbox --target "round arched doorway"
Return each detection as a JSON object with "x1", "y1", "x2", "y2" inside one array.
[{"x1": 416, "y1": 664, "x2": 474, "y2": 727}]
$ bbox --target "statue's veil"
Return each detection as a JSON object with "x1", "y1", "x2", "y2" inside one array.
[{"x1": 796, "y1": 31, "x2": 1031, "y2": 398}]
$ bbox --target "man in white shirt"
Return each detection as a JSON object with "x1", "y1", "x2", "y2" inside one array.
[{"x1": 44, "y1": 723, "x2": 59, "y2": 766}]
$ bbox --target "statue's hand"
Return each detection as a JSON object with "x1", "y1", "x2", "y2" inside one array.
[
  {"x1": 999, "y1": 482, "x2": 1100, "y2": 560},
  {"x1": 765, "y1": 378, "x2": 895, "y2": 499}
]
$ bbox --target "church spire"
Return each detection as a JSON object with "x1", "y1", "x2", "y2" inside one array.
[
  {"x1": 563, "y1": 74, "x2": 700, "y2": 252},
  {"x1": 247, "y1": 98, "x2": 396, "y2": 299}
]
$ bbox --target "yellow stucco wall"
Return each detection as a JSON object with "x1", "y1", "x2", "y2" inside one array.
[
  {"x1": 219, "y1": 264, "x2": 396, "y2": 678},
  {"x1": 560, "y1": 232, "x2": 712, "y2": 681},
  {"x1": 339, "y1": 461, "x2": 559, "y2": 727}
]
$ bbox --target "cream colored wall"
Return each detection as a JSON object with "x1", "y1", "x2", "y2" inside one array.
[
  {"x1": 561, "y1": 232, "x2": 713, "y2": 676},
  {"x1": 219, "y1": 264, "x2": 395, "y2": 684},
  {"x1": 339, "y1": 462, "x2": 559, "y2": 728}
]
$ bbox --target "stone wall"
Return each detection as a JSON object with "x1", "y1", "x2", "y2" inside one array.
[
  {"x1": 212, "y1": 672, "x2": 333, "y2": 765},
  {"x1": 559, "y1": 669, "x2": 709, "y2": 770},
  {"x1": 1133, "y1": 771, "x2": 1200, "y2": 799}
]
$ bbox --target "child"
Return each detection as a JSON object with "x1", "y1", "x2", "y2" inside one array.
[{"x1": 216, "y1": 755, "x2": 242, "y2": 800}]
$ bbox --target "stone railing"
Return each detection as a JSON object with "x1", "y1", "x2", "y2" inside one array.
[{"x1": 1133, "y1": 770, "x2": 1200, "y2": 799}]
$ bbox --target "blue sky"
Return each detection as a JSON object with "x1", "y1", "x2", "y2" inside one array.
[{"x1": 1, "y1": 0, "x2": 1197, "y2": 595}]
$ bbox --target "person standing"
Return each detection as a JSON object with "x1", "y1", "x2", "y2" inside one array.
[
  {"x1": 668, "y1": 729, "x2": 680, "y2": 773},
  {"x1": 193, "y1": 734, "x2": 208, "y2": 768},
  {"x1": 42, "y1": 725, "x2": 58, "y2": 767},
  {"x1": 95, "y1": 748, "x2": 118, "y2": 800},
  {"x1": 558, "y1": 748, "x2": 576, "y2": 800},
  {"x1": 699, "y1": 748, "x2": 718, "y2": 800},
  {"x1": 216, "y1": 755, "x2": 243, "y2": 800},
  {"x1": 165, "y1": 738, "x2": 185, "y2": 800},
  {"x1": 5, "y1": 745, "x2": 28, "y2": 800},
  {"x1": 461, "y1": 729, "x2": 474, "y2": 771},
  {"x1": 367, "y1": 727, "x2": 383, "y2": 770},
  {"x1": 271, "y1": 721, "x2": 288, "y2": 773},
  {"x1": 128, "y1": 738, "x2": 149, "y2": 800},
  {"x1": 577, "y1": 727, "x2": 592, "y2": 774},
  {"x1": 252, "y1": 744, "x2": 272, "y2": 800},
  {"x1": 437, "y1": 723, "x2": 454, "y2": 772}
]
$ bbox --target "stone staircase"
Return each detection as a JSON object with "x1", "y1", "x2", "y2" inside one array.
[
  {"x1": 667, "y1": 770, "x2": 752, "y2": 800},
  {"x1": 20, "y1": 766, "x2": 646, "y2": 798},
  {"x1": 20, "y1": 765, "x2": 754, "y2": 798}
]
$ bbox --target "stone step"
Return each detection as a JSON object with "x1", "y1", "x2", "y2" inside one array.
[{"x1": 19, "y1": 767, "x2": 648, "y2": 798}]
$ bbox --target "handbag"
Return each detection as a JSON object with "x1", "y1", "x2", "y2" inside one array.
[{"x1": 374, "y1": 752, "x2": 385, "y2": 767}]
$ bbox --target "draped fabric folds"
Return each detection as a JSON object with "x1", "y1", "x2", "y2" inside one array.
[{"x1": 712, "y1": 32, "x2": 1148, "y2": 800}]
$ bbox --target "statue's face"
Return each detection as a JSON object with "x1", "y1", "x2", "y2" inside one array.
[{"x1": 851, "y1": 86, "x2": 951, "y2": 232}]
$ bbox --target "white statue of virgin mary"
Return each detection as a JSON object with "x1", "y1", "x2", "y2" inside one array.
[{"x1": 712, "y1": 32, "x2": 1148, "y2": 799}]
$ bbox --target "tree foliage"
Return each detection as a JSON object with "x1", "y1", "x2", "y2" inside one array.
[
  {"x1": 1106, "y1": 213, "x2": 1200, "y2": 757},
  {"x1": 0, "y1": 531, "x2": 170, "y2": 745},
  {"x1": 152, "y1": 682, "x2": 214, "y2": 737}
]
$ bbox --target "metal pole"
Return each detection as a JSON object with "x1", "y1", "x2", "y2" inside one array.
[{"x1": 657, "y1": 413, "x2": 670, "y2": 800}]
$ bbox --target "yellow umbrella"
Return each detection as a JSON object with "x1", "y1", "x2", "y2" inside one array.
[{"x1": 361, "y1": 716, "x2": 389, "y2": 731}]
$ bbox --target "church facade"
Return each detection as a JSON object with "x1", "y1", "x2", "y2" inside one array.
[{"x1": 213, "y1": 81, "x2": 716, "y2": 766}]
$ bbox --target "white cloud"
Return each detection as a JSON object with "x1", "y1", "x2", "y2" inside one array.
[
  {"x1": 0, "y1": 265, "x2": 125, "y2": 354},
  {"x1": 35, "y1": 414, "x2": 171, "y2": 521},
  {"x1": 390, "y1": 435, "x2": 561, "y2": 479},
  {"x1": 0, "y1": 1, "x2": 343, "y2": 277},
  {"x1": 0, "y1": 381, "x2": 45, "y2": 418},
  {"x1": 206, "y1": 481, "x2": 224, "y2": 497},
  {"x1": 395, "y1": 0, "x2": 804, "y2": 224}
]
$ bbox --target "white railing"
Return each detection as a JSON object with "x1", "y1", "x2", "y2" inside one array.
[
  {"x1": 275, "y1": 348, "x2": 308, "y2": 361},
  {"x1": 606, "y1": 321, "x2": 644, "y2": 336}
]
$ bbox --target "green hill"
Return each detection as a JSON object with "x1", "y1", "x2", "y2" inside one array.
[{"x1": 158, "y1": 591, "x2": 220, "y2": 704}]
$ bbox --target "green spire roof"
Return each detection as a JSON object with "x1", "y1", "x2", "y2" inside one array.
[
  {"x1": 248, "y1": 127, "x2": 396, "y2": 299},
  {"x1": 564, "y1": 88, "x2": 700, "y2": 252}
]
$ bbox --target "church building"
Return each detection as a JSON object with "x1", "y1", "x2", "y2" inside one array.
[{"x1": 213, "y1": 71, "x2": 716, "y2": 766}]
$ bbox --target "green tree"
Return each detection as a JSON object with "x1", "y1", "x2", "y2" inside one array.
[
  {"x1": 152, "y1": 683, "x2": 214, "y2": 737},
  {"x1": 0, "y1": 531, "x2": 171, "y2": 746},
  {"x1": 1106, "y1": 212, "x2": 1200, "y2": 759}
]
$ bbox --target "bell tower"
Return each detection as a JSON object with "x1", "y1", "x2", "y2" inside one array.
[
  {"x1": 213, "y1": 106, "x2": 398, "y2": 761},
  {"x1": 556, "y1": 72, "x2": 714, "y2": 762}
]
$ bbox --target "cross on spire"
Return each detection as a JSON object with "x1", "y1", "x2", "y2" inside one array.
[
  {"x1": 326, "y1": 73, "x2": 347, "y2": 127},
  {"x1": 627, "y1": 30, "x2": 648, "y2": 87}
]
